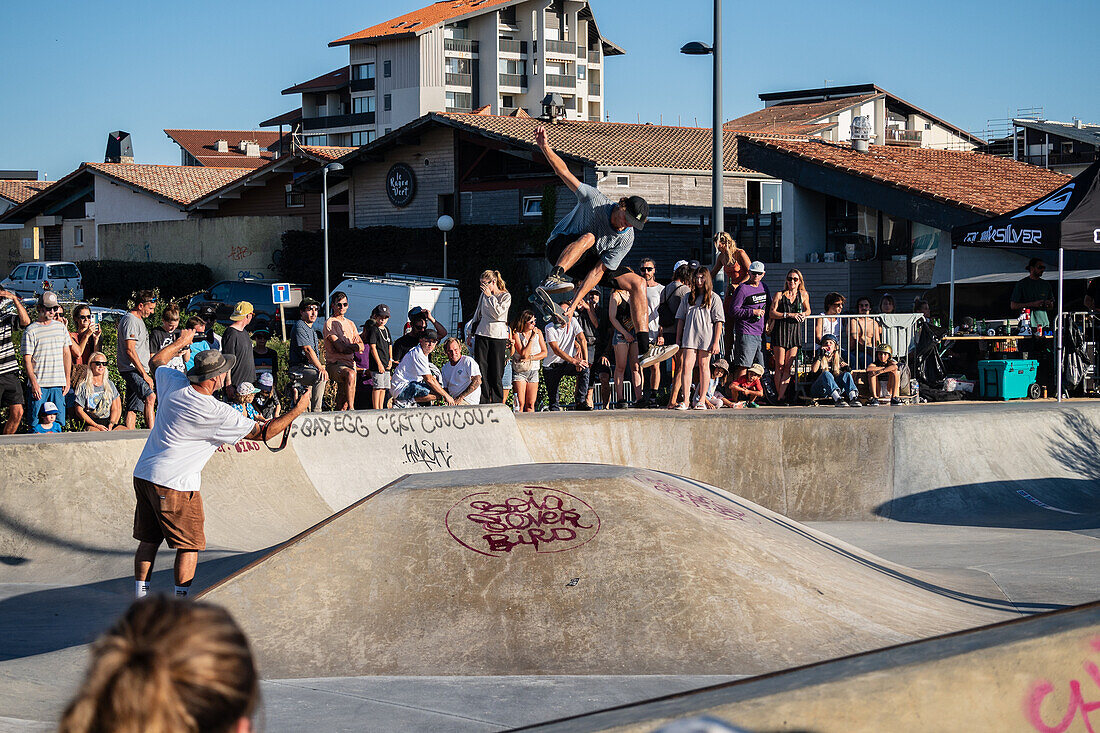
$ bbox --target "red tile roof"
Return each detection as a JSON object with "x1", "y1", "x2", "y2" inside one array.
[
  {"x1": 298, "y1": 145, "x2": 357, "y2": 162},
  {"x1": 741, "y1": 137, "x2": 1071, "y2": 216},
  {"x1": 331, "y1": 0, "x2": 516, "y2": 45},
  {"x1": 164, "y1": 129, "x2": 283, "y2": 170},
  {"x1": 86, "y1": 163, "x2": 250, "y2": 207},
  {"x1": 281, "y1": 68, "x2": 349, "y2": 96},
  {"x1": 724, "y1": 94, "x2": 881, "y2": 134},
  {"x1": 0, "y1": 179, "x2": 54, "y2": 205}
]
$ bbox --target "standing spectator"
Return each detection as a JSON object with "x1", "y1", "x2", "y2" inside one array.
[
  {"x1": 509, "y1": 309, "x2": 546, "y2": 412},
  {"x1": 74, "y1": 351, "x2": 125, "y2": 430},
  {"x1": 196, "y1": 305, "x2": 222, "y2": 349},
  {"x1": 148, "y1": 304, "x2": 182, "y2": 372},
  {"x1": 637, "y1": 257, "x2": 664, "y2": 408},
  {"x1": 662, "y1": 261, "x2": 692, "y2": 409},
  {"x1": 914, "y1": 298, "x2": 932, "y2": 321},
  {"x1": 220, "y1": 302, "x2": 256, "y2": 401},
  {"x1": 117, "y1": 290, "x2": 157, "y2": 430},
  {"x1": 879, "y1": 293, "x2": 896, "y2": 315},
  {"x1": 390, "y1": 331, "x2": 451, "y2": 407},
  {"x1": 810, "y1": 334, "x2": 861, "y2": 407},
  {"x1": 543, "y1": 313, "x2": 589, "y2": 411},
  {"x1": 711, "y1": 233, "x2": 751, "y2": 355},
  {"x1": 848, "y1": 296, "x2": 881, "y2": 369},
  {"x1": 728, "y1": 261, "x2": 770, "y2": 380},
  {"x1": 0, "y1": 289, "x2": 31, "y2": 434},
  {"x1": 362, "y1": 305, "x2": 394, "y2": 410},
  {"x1": 251, "y1": 322, "x2": 278, "y2": 381},
  {"x1": 69, "y1": 304, "x2": 102, "y2": 370},
  {"x1": 58, "y1": 597, "x2": 260, "y2": 733},
  {"x1": 468, "y1": 270, "x2": 511, "y2": 404},
  {"x1": 183, "y1": 316, "x2": 213, "y2": 372},
  {"x1": 253, "y1": 372, "x2": 281, "y2": 419},
  {"x1": 769, "y1": 269, "x2": 810, "y2": 404},
  {"x1": 1010, "y1": 258, "x2": 1054, "y2": 328},
  {"x1": 609, "y1": 286, "x2": 640, "y2": 407},
  {"x1": 392, "y1": 307, "x2": 448, "y2": 364},
  {"x1": 323, "y1": 291, "x2": 363, "y2": 411},
  {"x1": 441, "y1": 337, "x2": 483, "y2": 405},
  {"x1": 815, "y1": 292, "x2": 845, "y2": 346},
  {"x1": 675, "y1": 267, "x2": 724, "y2": 410},
  {"x1": 23, "y1": 291, "x2": 72, "y2": 431},
  {"x1": 32, "y1": 401, "x2": 62, "y2": 434},
  {"x1": 866, "y1": 343, "x2": 902, "y2": 405},
  {"x1": 576, "y1": 290, "x2": 604, "y2": 410},
  {"x1": 289, "y1": 297, "x2": 326, "y2": 412}
]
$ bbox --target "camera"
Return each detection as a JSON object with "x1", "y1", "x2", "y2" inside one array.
[{"x1": 285, "y1": 366, "x2": 320, "y2": 403}]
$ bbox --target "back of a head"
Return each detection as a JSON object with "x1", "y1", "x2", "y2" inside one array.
[{"x1": 59, "y1": 596, "x2": 258, "y2": 733}]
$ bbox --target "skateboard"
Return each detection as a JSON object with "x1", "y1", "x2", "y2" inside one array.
[{"x1": 530, "y1": 287, "x2": 568, "y2": 326}]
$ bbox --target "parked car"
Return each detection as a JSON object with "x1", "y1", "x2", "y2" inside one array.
[
  {"x1": 187, "y1": 279, "x2": 306, "y2": 331},
  {"x1": 2, "y1": 261, "x2": 84, "y2": 300}
]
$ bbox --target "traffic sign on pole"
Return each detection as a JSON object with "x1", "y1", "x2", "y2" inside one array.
[{"x1": 271, "y1": 283, "x2": 292, "y2": 304}]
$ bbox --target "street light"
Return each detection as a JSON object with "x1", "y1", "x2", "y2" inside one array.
[
  {"x1": 437, "y1": 214, "x2": 455, "y2": 279},
  {"x1": 322, "y1": 161, "x2": 344, "y2": 313},
  {"x1": 681, "y1": 0, "x2": 723, "y2": 253}
]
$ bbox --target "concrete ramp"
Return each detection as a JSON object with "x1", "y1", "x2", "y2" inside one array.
[
  {"x1": 200, "y1": 464, "x2": 1014, "y2": 679},
  {"x1": 517, "y1": 601, "x2": 1100, "y2": 733},
  {"x1": 288, "y1": 404, "x2": 531, "y2": 510}
]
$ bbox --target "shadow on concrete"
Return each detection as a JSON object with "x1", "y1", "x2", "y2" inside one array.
[
  {"x1": 875, "y1": 478, "x2": 1100, "y2": 531},
  {"x1": 0, "y1": 549, "x2": 267, "y2": 661},
  {"x1": 0, "y1": 505, "x2": 133, "y2": 558},
  {"x1": 1048, "y1": 409, "x2": 1100, "y2": 482}
]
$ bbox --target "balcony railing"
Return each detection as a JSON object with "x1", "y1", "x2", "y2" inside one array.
[
  {"x1": 350, "y1": 78, "x2": 375, "y2": 93},
  {"x1": 498, "y1": 39, "x2": 527, "y2": 54},
  {"x1": 884, "y1": 128, "x2": 922, "y2": 146},
  {"x1": 498, "y1": 73, "x2": 528, "y2": 88},
  {"x1": 302, "y1": 111, "x2": 375, "y2": 131},
  {"x1": 588, "y1": 50, "x2": 600, "y2": 64},
  {"x1": 446, "y1": 72, "x2": 473, "y2": 86},
  {"x1": 1022, "y1": 151, "x2": 1100, "y2": 167},
  {"x1": 444, "y1": 38, "x2": 479, "y2": 53},
  {"x1": 588, "y1": 115, "x2": 601, "y2": 122},
  {"x1": 544, "y1": 39, "x2": 576, "y2": 55},
  {"x1": 545, "y1": 73, "x2": 576, "y2": 88},
  {"x1": 588, "y1": 82, "x2": 600, "y2": 96},
  {"x1": 445, "y1": 106, "x2": 473, "y2": 114}
]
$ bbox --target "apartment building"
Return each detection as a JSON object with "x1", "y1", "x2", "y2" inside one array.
[{"x1": 273, "y1": 0, "x2": 622, "y2": 147}]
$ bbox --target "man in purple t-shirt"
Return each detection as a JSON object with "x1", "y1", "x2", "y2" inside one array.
[{"x1": 729, "y1": 260, "x2": 770, "y2": 379}]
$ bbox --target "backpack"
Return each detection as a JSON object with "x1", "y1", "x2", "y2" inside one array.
[{"x1": 658, "y1": 283, "x2": 688, "y2": 328}]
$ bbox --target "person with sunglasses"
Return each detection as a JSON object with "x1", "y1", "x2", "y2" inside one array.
[
  {"x1": 0, "y1": 288, "x2": 32, "y2": 434},
  {"x1": 220, "y1": 301, "x2": 256, "y2": 402},
  {"x1": 21, "y1": 291, "x2": 72, "y2": 432},
  {"x1": 636, "y1": 258, "x2": 664, "y2": 408},
  {"x1": 74, "y1": 351, "x2": 125, "y2": 430},
  {"x1": 69, "y1": 304, "x2": 102, "y2": 369},
  {"x1": 117, "y1": 289, "x2": 158, "y2": 429},
  {"x1": 324, "y1": 291, "x2": 364, "y2": 411},
  {"x1": 1010, "y1": 258, "x2": 1054, "y2": 329},
  {"x1": 769, "y1": 269, "x2": 810, "y2": 404}
]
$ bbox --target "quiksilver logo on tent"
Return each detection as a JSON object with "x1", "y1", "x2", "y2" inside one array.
[
  {"x1": 1012, "y1": 183, "x2": 1074, "y2": 218},
  {"x1": 963, "y1": 225, "x2": 1042, "y2": 245}
]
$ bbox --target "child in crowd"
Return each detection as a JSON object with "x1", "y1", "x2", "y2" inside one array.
[
  {"x1": 33, "y1": 401, "x2": 62, "y2": 433},
  {"x1": 727, "y1": 363, "x2": 765, "y2": 408},
  {"x1": 675, "y1": 266, "x2": 724, "y2": 410},
  {"x1": 229, "y1": 382, "x2": 265, "y2": 422},
  {"x1": 866, "y1": 343, "x2": 901, "y2": 405},
  {"x1": 252, "y1": 372, "x2": 281, "y2": 420},
  {"x1": 252, "y1": 323, "x2": 278, "y2": 380},
  {"x1": 704, "y1": 358, "x2": 734, "y2": 408},
  {"x1": 810, "y1": 334, "x2": 861, "y2": 407}
]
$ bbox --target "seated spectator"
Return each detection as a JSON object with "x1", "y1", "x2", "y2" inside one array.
[
  {"x1": 58, "y1": 597, "x2": 259, "y2": 733},
  {"x1": 74, "y1": 352, "x2": 126, "y2": 430},
  {"x1": 390, "y1": 331, "x2": 451, "y2": 408},
  {"x1": 726, "y1": 363, "x2": 765, "y2": 408},
  {"x1": 509, "y1": 310, "x2": 546, "y2": 412},
  {"x1": 149, "y1": 304, "x2": 182, "y2": 372},
  {"x1": 810, "y1": 335, "x2": 861, "y2": 407},
  {"x1": 32, "y1": 401, "x2": 62, "y2": 433},
  {"x1": 704, "y1": 358, "x2": 733, "y2": 408},
  {"x1": 440, "y1": 337, "x2": 483, "y2": 405},
  {"x1": 252, "y1": 322, "x2": 278, "y2": 381},
  {"x1": 392, "y1": 307, "x2": 447, "y2": 364},
  {"x1": 879, "y1": 293, "x2": 896, "y2": 314},
  {"x1": 913, "y1": 298, "x2": 932, "y2": 321},
  {"x1": 253, "y1": 372, "x2": 281, "y2": 420},
  {"x1": 866, "y1": 343, "x2": 901, "y2": 405},
  {"x1": 230, "y1": 382, "x2": 265, "y2": 422},
  {"x1": 543, "y1": 313, "x2": 590, "y2": 411}
]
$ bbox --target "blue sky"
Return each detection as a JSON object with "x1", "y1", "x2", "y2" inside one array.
[{"x1": 1, "y1": 0, "x2": 1097, "y2": 179}]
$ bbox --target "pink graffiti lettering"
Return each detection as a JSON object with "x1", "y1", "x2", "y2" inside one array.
[
  {"x1": 631, "y1": 473, "x2": 758, "y2": 523},
  {"x1": 227, "y1": 245, "x2": 254, "y2": 261},
  {"x1": 1025, "y1": 637, "x2": 1100, "y2": 732},
  {"x1": 216, "y1": 439, "x2": 261, "y2": 454},
  {"x1": 446, "y1": 486, "x2": 600, "y2": 557}
]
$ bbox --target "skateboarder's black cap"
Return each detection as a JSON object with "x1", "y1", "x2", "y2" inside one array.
[{"x1": 622, "y1": 196, "x2": 649, "y2": 230}]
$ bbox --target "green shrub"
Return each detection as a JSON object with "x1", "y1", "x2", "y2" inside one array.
[{"x1": 80, "y1": 260, "x2": 214, "y2": 308}]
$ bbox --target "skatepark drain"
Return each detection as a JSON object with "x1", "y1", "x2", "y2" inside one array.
[{"x1": 566, "y1": 577, "x2": 580, "y2": 587}]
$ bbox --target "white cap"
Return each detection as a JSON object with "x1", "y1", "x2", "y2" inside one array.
[
  {"x1": 41, "y1": 401, "x2": 59, "y2": 415},
  {"x1": 673, "y1": 260, "x2": 689, "y2": 271},
  {"x1": 237, "y1": 382, "x2": 257, "y2": 396},
  {"x1": 748, "y1": 261, "x2": 766, "y2": 274}
]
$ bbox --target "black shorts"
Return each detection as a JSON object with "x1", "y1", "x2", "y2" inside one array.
[
  {"x1": 547, "y1": 233, "x2": 634, "y2": 289},
  {"x1": 0, "y1": 371, "x2": 23, "y2": 408}
]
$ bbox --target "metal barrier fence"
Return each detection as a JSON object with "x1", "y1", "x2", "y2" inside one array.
[
  {"x1": 1061, "y1": 311, "x2": 1099, "y2": 394},
  {"x1": 791, "y1": 313, "x2": 922, "y2": 396}
]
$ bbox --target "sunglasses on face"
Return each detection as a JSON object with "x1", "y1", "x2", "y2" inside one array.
[
  {"x1": 334, "y1": 302, "x2": 348, "y2": 308},
  {"x1": 77, "y1": 315, "x2": 92, "y2": 320},
  {"x1": 89, "y1": 361, "x2": 108, "y2": 366},
  {"x1": 786, "y1": 277, "x2": 800, "y2": 282},
  {"x1": 641, "y1": 267, "x2": 654, "y2": 272}
]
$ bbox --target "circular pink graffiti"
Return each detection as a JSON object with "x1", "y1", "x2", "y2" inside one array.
[
  {"x1": 632, "y1": 473, "x2": 760, "y2": 524},
  {"x1": 446, "y1": 486, "x2": 601, "y2": 557}
]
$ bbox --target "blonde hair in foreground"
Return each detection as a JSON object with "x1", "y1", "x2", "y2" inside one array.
[{"x1": 59, "y1": 596, "x2": 258, "y2": 733}]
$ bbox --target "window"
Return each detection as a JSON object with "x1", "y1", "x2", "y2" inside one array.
[
  {"x1": 9, "y1": 265, "x2": 26, "y2": 280},
  {"x1": 383, "y1": 94, "x2": 391, "y2": 111},
  {"x1": 501, "y1": 95, "x2": 514, "y2": 107},
  {"x1": 383, "y1": 60, "x2": 391, "y2": 77},
  {"x1": 285, "y1": 184, "x2": 305, "y2": 208},
  {"x1": 438, "y1": 194, "x2": 455, "y2": 217},
  {"x1": 48, "y1": 264, "x2": 79, "y2": 278},
  {"x1": 577, "y1": 65, "x2": 585, "y2": 80},
  {"x1": 304, "y1": 135, "x2": 327, "y2": 146},
  {"x1": 924, "y1": 122, "x2": 932, "y2": 130},
  {"x1": 352, "y1": 63, "x2": 375, "y2": 80},
  {"x1": 615, "y1": 175, "x2": 629, "y2": 187},
  {"x1": 522, "y1": 196, "x2": 542, "y2": 217},
  {"x1": 352, "y1": 96, "x2": 375, "y2": 114},
  {"x1": 350, "y1": 130, "x2": 375, "y2": 146},
  {"x1": 747, "y1": 180, "x2": 782, "y2": 215},
  {"x1": 498, "y1": 59, "x2": 527, "y2": 74},
  {"x1": 445, "y1": 91, "x2": 471, "y2": 110},
  {"x1": 447, "y1": 57, "x2": 471, "y2": 74},
  {"x1": 385, "y1": 128, "x2": 392, "y2": 135},
  {"x1": 74, "y1": 226, "x2": 84, "y2": 248}
]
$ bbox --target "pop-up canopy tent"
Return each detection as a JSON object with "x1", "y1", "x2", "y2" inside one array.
[{"x1": 951, "y1": 160, "x2": 1100, "y2": 401}]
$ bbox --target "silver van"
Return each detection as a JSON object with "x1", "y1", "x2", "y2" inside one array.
[{"x1": 1, "y1": 261, "x2": 84, "y2": 300}]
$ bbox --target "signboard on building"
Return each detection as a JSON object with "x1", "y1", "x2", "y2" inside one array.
[{"x1": 386, "y1": 163, "x2": 417, "y2": 207}]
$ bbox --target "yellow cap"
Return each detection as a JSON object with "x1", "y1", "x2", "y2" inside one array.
[{"x1": 230, "y1": 301, "x2": 254, "y2": 321}]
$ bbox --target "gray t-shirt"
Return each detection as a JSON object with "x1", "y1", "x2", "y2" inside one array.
[
  {"x1": 546, "y1": 183, "x2": 634, "y2": 270},
  {"x1": 290, "y1": 319, "x2": 320, "y2": 367},
  {"x1": 117, "y1": 312, "x2": 151, "y2": 374}
]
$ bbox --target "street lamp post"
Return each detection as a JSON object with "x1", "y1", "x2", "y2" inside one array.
[
  {"x1": 437, "y1": 214, "x2": 455, "y2": 280},
  {"x1": 322, "y1": 162, "x2": 344, "y2": 313},
  {"x1": 681, "y1": 0, "x2": 723, "y2": 255}
]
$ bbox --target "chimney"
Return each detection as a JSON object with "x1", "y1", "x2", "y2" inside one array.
[
  {"x1": 540, "y1": 93, "x2": 566, "y2": 124},
  {"x1": 850, "y1": 116, "x2": 871, "y2": 153},
  {"x1": 215, "y1": 140, "x2": 229, "y2": 153},
  {"x1": 244, "y1": 142, "x2": 261, "y2": 157},
  {"x1": 105, "y1": 131, "x2": 134, "y2": 164},
  {"x1": 1076, "y1": 119, "x2": 1085, "y2": 130}
]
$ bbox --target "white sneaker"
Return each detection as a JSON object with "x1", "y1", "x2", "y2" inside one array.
[
  {"x1": 675, "y1": 402, "x2": 689, "y2": 411},
  {"x1": 538, "y1": 272, "x2": 574, "y2": 294},
  {"x1": 639, "y1": 343, "x2": 678, "y2": 368}
]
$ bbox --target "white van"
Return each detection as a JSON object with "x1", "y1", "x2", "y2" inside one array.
[
  {"x1": 2, "y1": 261, "x2": 84, "y2": 300},
  {"x1": 333, "y1": 273, "x2": 463, "y2": 336}
]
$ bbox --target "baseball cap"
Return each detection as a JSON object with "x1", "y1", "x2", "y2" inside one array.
[
  {"x1": 673, "y1": 260, "x2": 689, "y2": 272},
  {"x1": 373, "y1": 304, "x2": 391, "y2": 318},
  {"x1": 821, "y1": 334, "x2": 838, "y2": 345},
  {"x1": 420, "y1": 330, "x2": 441, "y2": 343},
  {"x1": 38, "y1": 291, "x2": 59, "y2": 309},
  {"x1": 230, "y1": 301, "x2": 254, "y2": 321},
  {"x1": 299, "y1": 297, "x2": 321, "y2": 310},
  {"x1": 621, "y1": 196, "x2": 649, "y2": 230},
  {"x1": 257, "y1": 372, "x2": 274, "y2": 390},
  {"x1": 876, "y1": 343, "x2": 893, "y2": 355},
  {"x1": 41, "y1": 401, "x2": 59, "y2": 415},
  {"x1": 408, "y1": 306, "x2": 428, "y2": 320},
  {"x1": 252, "y1": 323, "x2": 271, "y2": 338},
  {"x1": 748, "y1": 261, "x2": 765, "y2": 274},
  {"x1": 688, "y1": 260, "x2": 701, "y2": 270},
  {"x1": 713, "y1": 358, "x2": 730, "y2": 373},
  {"x1": 749, "y1": 363, "x2": 765, "y2": 376}
]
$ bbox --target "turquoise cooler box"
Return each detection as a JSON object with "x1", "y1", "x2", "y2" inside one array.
[{"x1": 977, "y1": 359, "x2": 1038, "y2": 400}]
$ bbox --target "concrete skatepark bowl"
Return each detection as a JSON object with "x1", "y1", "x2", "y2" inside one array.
[{"x1": 0, "y1": 401, "x2": 1097, "y2": 731}]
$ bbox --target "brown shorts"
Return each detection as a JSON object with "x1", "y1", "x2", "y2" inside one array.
[
  {"x1": 132, "y1": 477, "x2": 206, "y2": 551},
  {"x1": 326, "y1": 362, "x2": 354, "y2": 381}
]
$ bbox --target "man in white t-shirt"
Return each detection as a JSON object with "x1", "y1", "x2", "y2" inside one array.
[
  {"x1": 132, "y1": 331, "x2": 309, "y2": 599},
  {"x1": 543, "y1": 315, "x2": 589, "y2": 410},
  {"x1": 390, "y1": 331, "x2": 452, "y2": 407},
  {"x1": 440, "y1": 337, "x2": 483, "y2": 405},
  {"x1": 638, "y1": 257, "x2": 665, "y2": 407}
]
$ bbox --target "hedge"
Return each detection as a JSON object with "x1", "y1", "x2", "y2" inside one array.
[{"x1": 80, "y1": 260, "x2": 214, "y2": 308}]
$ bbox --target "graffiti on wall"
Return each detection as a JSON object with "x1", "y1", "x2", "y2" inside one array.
[
  {"x1": 631, "y1": 471, "x2": 760, "y2": 524},
  {"x1": 1025, "y1": 636, "x2": 1100, "y2": 732}
]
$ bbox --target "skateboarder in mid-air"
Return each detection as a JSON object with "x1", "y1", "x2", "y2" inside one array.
[{"x1": 534, "y1": 126, "x2": 677, "y2": 369}]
